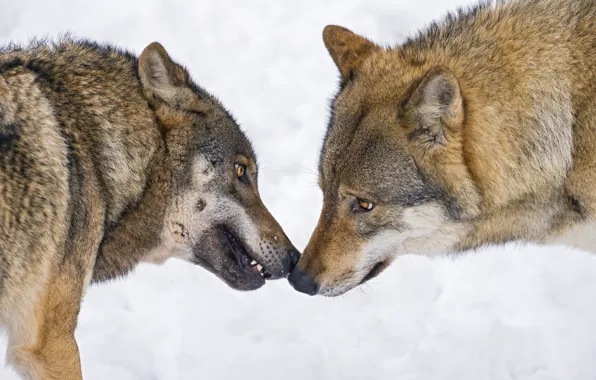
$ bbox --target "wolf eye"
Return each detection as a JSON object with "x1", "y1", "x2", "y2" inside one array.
[
  {"x1": 354, "y1": 198, "x2": 375, "y2": 213},
  {"x1": 234, "y1": 163, "x2": 249, "y2": 184},
  {"x1": 235, "y1": 163, "x2": 245, "y2": 177}
]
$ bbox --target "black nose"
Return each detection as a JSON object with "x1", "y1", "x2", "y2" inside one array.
[{"x1": 288, "y1": 267, "x2": 319, "y2": 296}]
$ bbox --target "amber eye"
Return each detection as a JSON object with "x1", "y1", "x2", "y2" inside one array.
[
  {"x1": 354, "y1": 198, "x2": 375, "y2": 213},
  {"x1": 234, "y1": 163, "x2": 249, "y2": 184},
  {"x1": 235, "y1": 163, "x2": 245, "y2": 177}
]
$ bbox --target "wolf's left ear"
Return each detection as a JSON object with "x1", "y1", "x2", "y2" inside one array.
[
  {"x1": 138, "y1": 42, "x2": 190, "y2": 105},
  {"x1": 404, "y1": 67, "x2": 464, "y2": 147},
  {"x1": 323, "y1": 25, "x2": 381, "y2": 81}
]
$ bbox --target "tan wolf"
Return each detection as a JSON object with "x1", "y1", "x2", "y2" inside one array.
[
  {"x1": 289, "y1": 0, "x2": 596, "y2": 296},
  {"x1": 0, "y1": 39, "x2": 299, "y2": 379}
]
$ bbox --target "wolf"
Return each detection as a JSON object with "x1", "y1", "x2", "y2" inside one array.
[
  {"x1": 0, "y1": 39, "x2": 300, "y2": 379},
  {"x1": 289, "y1": 0, "x2": 596, "y2": 297}
]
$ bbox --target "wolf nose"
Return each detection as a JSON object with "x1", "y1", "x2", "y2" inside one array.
[{"x1": 288, "y1": 267, "x2": 319, "y2": 296}]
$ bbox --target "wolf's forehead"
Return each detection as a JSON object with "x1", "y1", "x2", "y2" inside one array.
[
  {"x1": 319, "y1": 112, "x2": 360, "y2": 185},
  {"x1": 320, "y1": 115, "x2": 419, "y2": 199},
  {"x1": 196, "y1": 112, "x2": 257, "y2": 165},
  {"x1": 318, "y1": 68, "x2": 418, "y2": 186}
]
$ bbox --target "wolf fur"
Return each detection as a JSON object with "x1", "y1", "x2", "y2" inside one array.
[
  {"x1": 0, "y1": 38, "x2": 299, "y2": 379},
  {"x1": 289, "y1": 0, "x2": 596, "y2": 296}
]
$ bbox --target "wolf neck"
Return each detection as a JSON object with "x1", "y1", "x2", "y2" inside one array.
[
  {"x1": 87, "y1": 78, "x2": 164, "y2": 224},
  {"x1": 92, "y1": 151, "x2": 171, "y2": 283},
  {"x1": 89, "y1": 89, "x2": 173, "y2": 282},
  {"x1": 446, "y1": 88, "x2": 576, "y2": 253},
  {"x1": 69, "y1": 59, "x2": 172, "y2": 282}
]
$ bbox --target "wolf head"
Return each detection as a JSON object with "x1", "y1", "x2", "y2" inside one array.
[
  {"x1": 138, "y1": 43, "x2": 300, "y2": 291},
  {"x1": 289, "y1": 26, "x2": 480, "y2": 296}
]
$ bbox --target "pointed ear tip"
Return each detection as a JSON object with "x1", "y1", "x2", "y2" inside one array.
[
  {"x1": 148, "y1": 41, "x2": 164, "y2": 48},
  {"x1": 323, "y1": 25, "x2": 342, "y2": 35},
  {"x1": 429, "y1": 66, "x2": 457, "y2": 79},
  {"x1": 323, "y1": 25, "x2": 350, "y2": 40},
  {"x1": 141, "y1": 42, "x2": 167, "y2": 57},
  {"x1": 420, "y1": 67, "x2": 460, "y2": 93}
]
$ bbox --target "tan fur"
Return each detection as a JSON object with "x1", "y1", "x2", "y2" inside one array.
[{"x1": 291, "y1": 0, "x2": 596, "y2": 296}]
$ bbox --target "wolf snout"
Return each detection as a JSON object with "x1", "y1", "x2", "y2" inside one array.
[
  {"x1": 256, "y1": 244, "x2": 300, "y2": 279},
  {"x1": 288, "y1": 267, "x2": 319, "y2": 296}
]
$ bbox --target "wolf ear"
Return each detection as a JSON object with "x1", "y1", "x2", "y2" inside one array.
[
  {"x1": 322, "y1": 25, "x2": 380, "y2": 80},
  {"x1": 138, "y1": 42, "x2": 190, "y2": 105},
  {"x1": 404, "y1": 67, "x2": 464, "y2": 147}
]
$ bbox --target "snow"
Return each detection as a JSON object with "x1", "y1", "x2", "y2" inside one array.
[{"x1": 2, "y1": 0, "x2": 596, "y2": 379}]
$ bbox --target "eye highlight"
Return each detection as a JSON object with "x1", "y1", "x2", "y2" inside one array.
[
  {"x1": 235, "y1": 163, "x2": 245, "y2": 177},
  {"x1": 234, "y1": 163, "x2": 249, "y2": 184},
  {"x1": 354, "y1": 198, "x2": 375, "y2": 213}
]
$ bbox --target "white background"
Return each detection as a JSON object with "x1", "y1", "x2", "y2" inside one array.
[{"x1": 2, "y1": 0, "x2": 596, "y2": 379}]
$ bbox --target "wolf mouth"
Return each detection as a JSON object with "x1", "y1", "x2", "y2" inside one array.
[
  {"x1": 221, "y1": 225, "x2": 272, "y2": 279},
  {"x1": 360, "y1": 260, "x2": 389, "y2": 284}
]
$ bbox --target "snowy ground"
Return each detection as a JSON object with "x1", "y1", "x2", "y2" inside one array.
[{"x1": 3, "y1": 0, "x2": 596, "y2": 379}]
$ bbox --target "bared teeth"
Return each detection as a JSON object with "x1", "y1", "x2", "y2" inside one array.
[{"x1": 248, "y1": 260, "x2": 267, "y2": 278}]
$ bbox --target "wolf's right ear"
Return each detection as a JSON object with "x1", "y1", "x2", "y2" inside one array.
[
  {"x1": 323, "y1": 25, "x2": 381, "y2": 81},
  {"x1": 138, "y1": 42, "x2": 190, "y2": 105},
  {"x1": 403, "y1": 67, "x2": 464, "y2": 149}
]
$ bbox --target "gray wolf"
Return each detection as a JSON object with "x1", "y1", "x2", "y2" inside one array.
[
  {"x1": 289, "y1": 0, "x2": 596, "y2": 296},
  {"x1": 0, "y1": 38, "x2": 299, "y2": 379}
]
